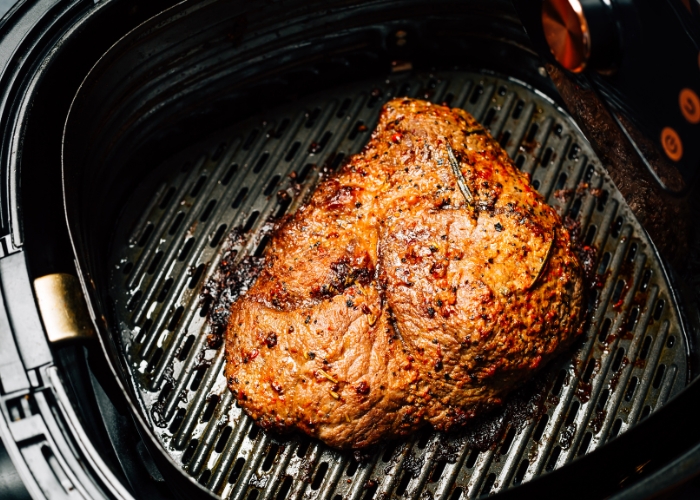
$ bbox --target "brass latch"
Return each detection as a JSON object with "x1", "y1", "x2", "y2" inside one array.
[{"x1": 34, "y1": 273, "x2": 96, "y2": 343}]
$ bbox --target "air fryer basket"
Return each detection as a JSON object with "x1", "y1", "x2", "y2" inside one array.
[{"x1": 60, "y1": 0, "x2": 700, "y2": 499}]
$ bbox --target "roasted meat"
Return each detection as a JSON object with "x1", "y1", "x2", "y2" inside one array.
[{"x1": 224, "y1": 98, "x2": 584, "y2": 449}]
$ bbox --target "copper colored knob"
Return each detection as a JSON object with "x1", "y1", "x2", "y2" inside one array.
[{"x1": 542, "y1": 0, "x2": 591, "y2": 73}]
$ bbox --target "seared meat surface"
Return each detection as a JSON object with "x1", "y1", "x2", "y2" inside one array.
[{"x1": 224, "y1": 98, "x2": 584, "y2": 449}]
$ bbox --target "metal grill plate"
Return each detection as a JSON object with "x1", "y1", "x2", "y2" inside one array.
[{"x1": 109, "y1": 71, "x2": 688, "y2": 499}]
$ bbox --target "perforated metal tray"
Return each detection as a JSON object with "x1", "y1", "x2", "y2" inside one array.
[{"x1": 109, "y1": 71, "x2": 687, "y2": 499}]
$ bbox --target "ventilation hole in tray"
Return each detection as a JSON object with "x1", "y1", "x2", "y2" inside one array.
[
  {"x1": 190, "y1": 174, "x2": 207, "y2": 198},
  {"x1": 138, "y1": 223, "x2": 154, "y2": 247},
  {"x1": 555, "y1": 172, "x2": 568, "y2": 191},
  {"x1": 127, "y1": 291, "x2": 142, "y2": 312},
  {"x1": 228, "y1": 457, "x2": 246, "y2": 484},
  {"x1": 525, "y1": 122, "x2": 539, "y2": 143},
  {"x1": 159, "y1": 187, "x2": 176, "y2": 209},
  {"x1": 597, "y1": 190, "x2": 609, "y2": 211},
  {"x1": 611, "y1": 216, "x2": 623, "y2": 238},
  {"x1": 639, "y1": 268, "x2": 652, "y2": 292},
  {"x1": 202, "y1": 396, "x2": 219, "y2": 423},
  {"x1": 430, "y1": 460, "x2": 447, "y2": 483},
  {"x1": 533, "y1": 413, "x2": 549, "y2": 442},
  {"x1": 248, "y1": 425, "x2": 260, "y2": 441},
  {"x1": 554, "y1": 123, "x2": 563, "y2": 137},
  {"x1": 147, "y1": 349, "x2": 163, "y2": 374},
  {"x1": 443, "y1": 92, "x2": 455, "y2": 106},
  {"x1": 500, "y1": 427, "x2": 516, "y2": 454},
  {"x1": 641, "y1": 405, "x2": 652, "y2": 420},
  {"x1": 598, "y1": 318, "x2": 612, "y2": 343},
  {"x1": 653, "y1": 299, "x2": 665, "y2": 320},
  {"x1": 552, "y1": 369, "x2": 566, "y2": 396},
  {"x1": 512, "y1": 99, "x2": 525, "y2": 119},
  {"x1": 169, "y1": 212, "x2": 185, "y2": 235},
  {"x1": 312, "y1": 131, "x2": 332, "y2": 154},
  {"x1": 169, "y1": 408, "x2": 186, "y2": 434},
  {"x1": 306, "y1": 108, "x2": 321, "y2": 127},
  {"x1": 297, "y1": 163, "x2": 313, "y2": 183},
  {"x1": 640, "y1": 336, "x2": 652, "y2": 360},
  {"x1": 181, "y1": 439, "x2": 198, "y2": 465},
  {"x1": 584, "y1": 224, "x2": 596, "y2": 246},
  {"x1": 540, "y1": 147, "x2": 553, "y2": 167},
  {"x1": 135, "y1": 318, "x2": 152, "y2": 343},
  {"x1": 168, "y1": 306, "x2": 184, "y2": 331},
  {"x1": 276, "y1": 476, "x2": 293, "y2": 500},
  {"x1": 532, "y1": 179, "x2": 540, "y2": 190},
  {"x1": 262, "y1": 443, "x2": 280, "y2": 472},
  {"x1": 147, "y1": 251, "x2": 163, "y2": 274},
  {"x1": 667, "y1": 335, "x2": 676, "y2": 348},
  {"x1": 497, "y1": 85, "x2": 506, "y2": 96},
  {"x1": 232, "y1": 188, "x2": 249, "y2": 209},
  {"x1": 346, "y1": 459, "x2": 359, "y2": 477},
  {"x1": 198, "y1": 469, "x2": 211, "y2": 485},
  {"x1": 337, "y1": 98, "x2": 352, "y2": 118},
  {"x1": 598, "y1": 252, "x2": 611, "y2": 274},
  {"x1": 222, "y1": 164, "x2": 238, "y2": 186},
  {"x1": 296, "y1": 437, "x2": 310, "y2": 458},
  {"x1": 178, "y1": 238, "x2": 194, "y2": 261},
  {"x1": 188, "y1": 264, "x2": 205, "y2": 289},
  {"x1": 568, "y1": 143, "x2": 580, "y2": 160},
  {"x1": 627, "y1": 307, "x2": 639, "y2": 331},
  {"x1": 190, "y1": 367, "x2": 206, "y2": 391},
  {"x1": 349, "y1": 121, "x2": 365, "y2": 140},
  {"x1": 398, "y1": 82, "x2": 411, "y2": 96},
  {"x1": 483, "y1": 108, "x2": 496, "y2": 128},
  {"x1": 274, "y1": 193, "x2": 292, "y2": 219},
  {"x1": 611, "y1": 279, "x2": 626, "y2": 305},
  {"x1": 466, "y1": 449, "x2": 479, "y2": 468},
  {"x1": 416, "y1": 432, "x2": 431, "y2": 449},
  {"x1": 396, "y1": 472, "x2": 411, "y2": 495},
  {"x1": 610, "y1": 418, "x2": 623, "y2": 438},
  {"x1": 597, "y1": 389, "x2": 609, "y2": 412},
  {"x1": 285, "y1": 142, "x2": 301, "y2": 162},
  {"x1": 216, "y1": 426, "x2": 233, "y2": 453},
  {"x1": 499, "y1": 130, "x2": 511, "y2": 148},
  {"x1": 584, "y1": 164, "x2": 595, "y2": 182},
  {"x1": 577, "y1": 432, "x2": 592, "y2": 456},
  {"x1": 625, "y1": 377, "x2": 638, "y2": 402},
  {"x1": 210, "y1": 224, "x2": 227, "y2": 247},
  {"x1": 382, "y1": 444, "x2": 397, "y2": 462},
  {"x1": 450, "y1": 487, "x2": 464, "y2": 500},
  {"x1": 200, "y1": 200, "x2": 217, "y2": 222},
  {"x1": 264, "y1": 175, "x2": 281, "y2": 197},
  {"x1": 569, "y1": 198, "x2": 582, "y2": 220},
  {"x1": 612, "y1": 348, "x2": 625, "y2": 372},
  {"x1": 480, "y1": 472, "x2": 496, "y2": 497},
  {"x1": 243, "y1": 129, "x2": 259, "y2": 150},
  {"x1": 247, "y1": 489, "x2": 259, "y2": 500},
  {"x1": 362, "y1": 480, "x2": 378, "y2": 500},
  {"x1": 122, "y1": 262, "x2": 133, "y2": 275},
  {"x1": 546, "y1": 446, "x2": 561, "y2": 472},
  {"x1": 254, "y1": 234, "x2": 271, "y2": 258},
  {"x1": 565, "y1": 401, "x2": 580, "y2": 426},
  {"x1": 469, "y1": 85, "x2": 484, "y2": 104},
  {"x1": 513, "y1": 459, "x2": 529, "y2": 485},
  {"x1": 329, "y1": 152, "x2": 346, "y2": 171},
  {"x1": 515, "y1": 155, "x2": 525, "y2": 169},
  {"x1": 157, "y1": 278, "x2": 173, "y2": 302},
  {"x1": 244, "y1": 212, "x2": 260, "y2": 232},
  {"x1": 274, "y1": 118, "x2": 290, "y2": 138},
  {"x1": 311, "y1": 462, "x2": 328, "y2": 490},
  {"x1": 253, "y1": 153, "x2": 270, "y2": 173},
  {"x1": 626, "y1": 242, "x2": 638, "y2": 263},
  {"x1": 653, "y1": 365, "x2": 666, "y2": 389},
  {"x1": 583, "y1": 358, "x2": 596, "y2": 383}
]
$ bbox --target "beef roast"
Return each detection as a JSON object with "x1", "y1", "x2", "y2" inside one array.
[{"x1": 224, "y1": 98, "x2": 584, "y2": 449}]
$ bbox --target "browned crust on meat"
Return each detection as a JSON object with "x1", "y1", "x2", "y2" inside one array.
[{"x1": 224, "y1": 98, "x2": 584, "y2": 449}]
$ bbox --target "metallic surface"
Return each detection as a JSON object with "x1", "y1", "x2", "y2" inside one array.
[
  {"x1": 34, "y1": 273, "x2": 96, "y2": 343},
  {"x1": 109, "y1": 71, "x2": 688, "y2": 499},
  {"x1": 542, "y1": 0, "x2": 591, "y2": 73}
]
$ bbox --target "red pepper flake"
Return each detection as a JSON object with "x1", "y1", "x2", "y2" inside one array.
[
  {"x1": 249, "y1": 348, "x2": 259, "y2": 360},
  {"x1": 271, "y1": 381, "x2": 283, "y2": 393},
  {"x1": 391, "y1": 133, "x2": 403, "y2": 143}
]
